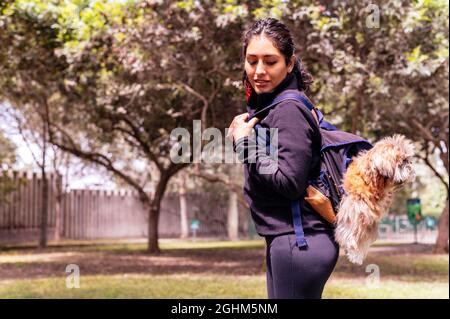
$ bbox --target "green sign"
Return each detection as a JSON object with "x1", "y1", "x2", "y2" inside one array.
[{"x1": 407, "y1": 198, "x2": 422, "y2": 225}]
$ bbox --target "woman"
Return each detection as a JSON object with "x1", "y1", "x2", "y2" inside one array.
[{"x1": 229, "y1": 18, "x2": 339, "y2": 299}]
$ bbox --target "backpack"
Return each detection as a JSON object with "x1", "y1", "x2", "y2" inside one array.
[{"x1": 250, "y1": 89, "x2": 373, "y2": 248}]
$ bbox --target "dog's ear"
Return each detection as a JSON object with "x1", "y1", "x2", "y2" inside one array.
[
  {"x1": 369, "y1": 143, "x2": 397, "y2": 179},
  {"x1": 392, "y1": 135, "x2": 416, "y2": 184}
]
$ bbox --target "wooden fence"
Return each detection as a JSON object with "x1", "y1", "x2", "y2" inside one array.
[
  {"x1": 61, "y1": 189, "x2": 148, "y2": 239},
  {"x1": 0, "y1": 171, "x2": 250, "y2": 243},
  {"x1": 0, "y1": 171, "x2": 60, "y2": 230}
]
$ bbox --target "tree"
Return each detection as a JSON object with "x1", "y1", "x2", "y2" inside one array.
[
  {"x1": 1, "y1": 0, "x2": 246, "y2": 253},
  {"x1": 0, "y1": 0, "x2": 84, "y2": 247},
  {"x1": 54, "y1": 1, "x2": 250, "y2": 252},
  {"x1": 0, "y1": 103, "x2": 93, "y2": 244},
  {"x1": 0, "y1": 103, "x2": 53, "y2": 247},
  {"x1": 280, "y1": 0, "x2": 449, "y2": 252}
]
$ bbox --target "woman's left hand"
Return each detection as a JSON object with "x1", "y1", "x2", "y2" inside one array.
[{"x1": 227, "y1": 113, "x2": 260, "y2": 141}]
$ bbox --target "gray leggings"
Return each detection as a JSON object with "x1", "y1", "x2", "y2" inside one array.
[{"x1": 265, "y1": 231, "x2": 339, "y2": 299}]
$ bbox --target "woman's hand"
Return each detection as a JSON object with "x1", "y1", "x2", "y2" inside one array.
[{"x1": 227, "y1": 113, "x2": 260, "y2": 141}]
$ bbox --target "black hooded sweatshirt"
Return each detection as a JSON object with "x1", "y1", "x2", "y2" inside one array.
[{"x1": 234, "y1": 72, "x2": 333, "y2": 236}]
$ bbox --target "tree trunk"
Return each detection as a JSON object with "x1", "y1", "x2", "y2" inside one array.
[
  {"x1": 147, "y1": 173, "x2": 170, "y2": 254},
  {"x1": 53, "y1": 174, "x2": 62, "y2": 242},
  {"x1": 240, "y1": 206, "x2": 249, "y2": 239},
  {"x1": 38, "y1": 171, "x2": 48, "y2": 249},
  {"x1": 434, "y1": 198, "x2": 449, "y2": 254},
  {"x1": 38, "y1": 106, "x2": 49, "y2": 249},
  {"x1": 227, "y1": 189, "x2": 239, "y2": 241},
  {"x1": 418, "y1": 143, "x2": 448, "y2": 254},
  {"x1": 179, "y1": 176, "x2": 189, "y2": 239},
  {"x1": 54, "y1": 196, "x2": 61, "y2": 242},
  {"x1": 38, "y1": 122, "x2": 49, "y2": 249},
  {"x1": 147, "y1": 204, "x2": 160, "y2": 254}
]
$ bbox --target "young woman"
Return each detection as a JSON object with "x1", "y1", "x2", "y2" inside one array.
[{"x1": 229, "y1": 18, "x2": 339, "y2": 299}]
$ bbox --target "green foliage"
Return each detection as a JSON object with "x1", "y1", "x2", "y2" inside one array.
[
  {"x1": 0, "y1": 131, "x2": 15, "y2": 168},
  {"x1": 2, "y1": 0, "x2": 447, "y2": 160},
  {"x1": 0, "y1": 131, "x2": 17, "y2": 202}
]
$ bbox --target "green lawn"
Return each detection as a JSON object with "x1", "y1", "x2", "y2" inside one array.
[
  {"x1": 0, "y1": 239, "x2": 448, "y2": 299},
  {"x1": 0, "y1": 274, "x2": 448, "y2": 299}
]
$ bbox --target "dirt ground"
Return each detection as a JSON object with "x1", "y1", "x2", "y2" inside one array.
[
  {"x1": 0, "y1": 241, "x2": 441, "y2": 281},
  {"x1": 0, "y1": 245, "x2": 264, "y2": 280}
]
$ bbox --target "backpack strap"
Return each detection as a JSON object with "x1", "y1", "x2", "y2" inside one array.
[
  {"x1": 250, "y1": 90, "x2": 340, "y2": 133},
  {"x1": 291, "y1": 200, "x2": 308, "y2": 248},
  {"x1": 252, "y1": 92, "x2": 316, "y2": 155},
  {"x1": 248, "y1": 90, "x2": 320, "y2": 249}
]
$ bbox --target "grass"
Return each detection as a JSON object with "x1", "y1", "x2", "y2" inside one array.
[
  {"x1": 0, "y1": 274, "x2": 447, "y2": 299},
  {"x1": 323, "y1": 280, "x2": 449, "y2": 299},
  {"x1": 0, "y1": 239, "x2": 448, "y2": 299},
  {"x1": 0, "y1": 274, "x2": 267, "y2": 299}
]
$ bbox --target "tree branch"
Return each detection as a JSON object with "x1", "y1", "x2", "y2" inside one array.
[
  {"x1": 417, "y1": 152, "x2": 449, "y2": 196},
  {"x1": 118, "y1": 114, "x2": 164, "y2": 172},
  {"x1": 47, "y1": 120, "x2": 151, "y2": 204},
  {"x1": 177, "y1": 81, "x2": 209, "y2": 126},
  {"x1": 190, "y1": 170, "x2": 249, "y2": 209}
]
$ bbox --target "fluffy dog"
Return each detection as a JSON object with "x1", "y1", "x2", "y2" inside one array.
[{"x1": 334, "y1": 134, "x2": 416, "y2": 265}]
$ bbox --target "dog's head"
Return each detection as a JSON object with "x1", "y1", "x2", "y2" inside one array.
[{"x1": 368, "y1": 134, "x2": 416, "y2": 186}]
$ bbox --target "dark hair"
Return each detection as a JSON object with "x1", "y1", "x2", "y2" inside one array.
[{"x1": 241, "y1": 17, "x2": 313, "y2": 93}]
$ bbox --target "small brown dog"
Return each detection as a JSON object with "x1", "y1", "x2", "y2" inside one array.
[{"x1": 334, "y1": 134, "x2": 416, "y2": 265}]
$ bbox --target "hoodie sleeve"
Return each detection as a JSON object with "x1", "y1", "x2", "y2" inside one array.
[{"x1": 234, "y1": 100, "x2": 318, "y2": 200}]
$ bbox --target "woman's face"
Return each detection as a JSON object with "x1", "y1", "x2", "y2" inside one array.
[{"x1": 245, "y1": 35, "x2": 295, "y2": 94}]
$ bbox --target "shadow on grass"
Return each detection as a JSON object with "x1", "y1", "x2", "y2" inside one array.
[
  {"x1": 333, "y1": 244, "x2": 448, "y2": 282},
  {"x1": 0, "y1": 238, "x2": 265, "y2": 254},
  {"x1": 0, "y1": 241, "x2": 447, "y2": 283}
]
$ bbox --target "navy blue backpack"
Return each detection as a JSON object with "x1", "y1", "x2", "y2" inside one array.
[{"x1": 250, "y1": 90, "x2": 373, "y2": 248}]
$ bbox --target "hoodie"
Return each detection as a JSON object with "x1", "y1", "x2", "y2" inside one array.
[{"x1": 235, "y1": 72, "x2": 333, "y2": 236}]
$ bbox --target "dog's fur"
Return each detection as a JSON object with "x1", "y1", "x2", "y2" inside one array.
[{"x1": 334, "y1": 134, "x2": 416, "y2": 265}]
